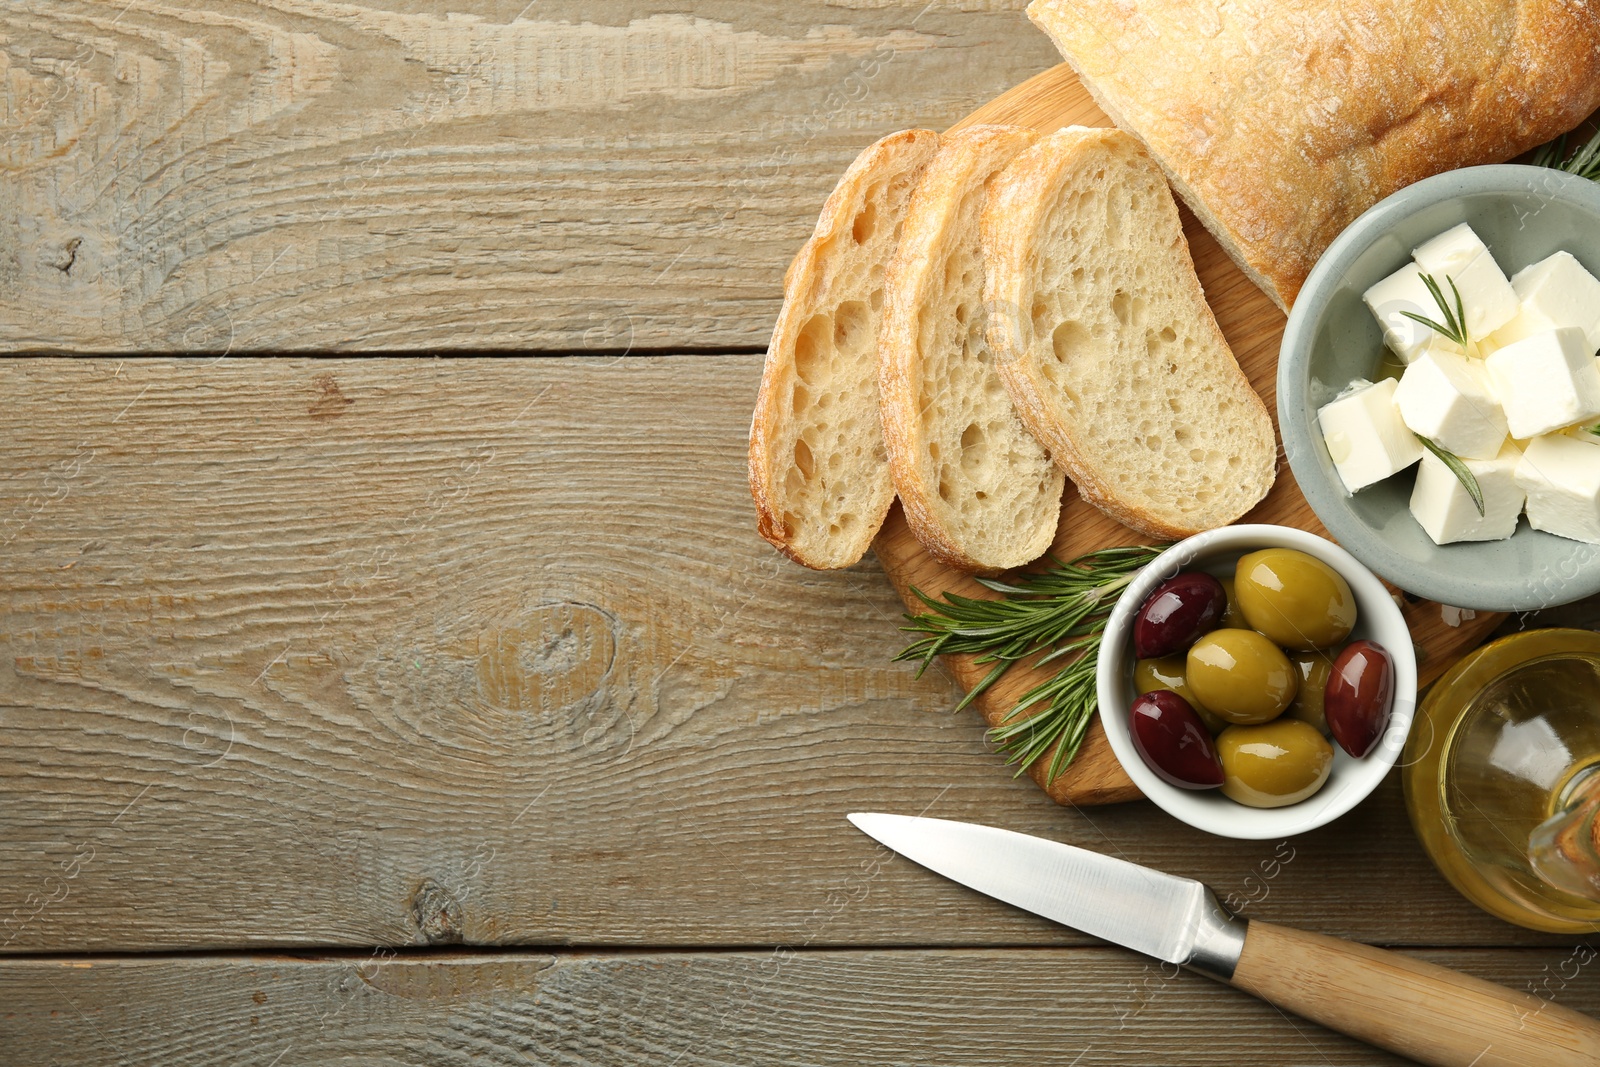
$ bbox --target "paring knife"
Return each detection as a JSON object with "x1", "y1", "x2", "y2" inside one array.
[{"x1": 848, "y1": 812, "x2": 1600, "y2": 1067}]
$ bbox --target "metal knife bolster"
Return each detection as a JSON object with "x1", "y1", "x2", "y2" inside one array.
[{"x1": 1179, "y1": 887, "x2": 1249, "y2": 981}]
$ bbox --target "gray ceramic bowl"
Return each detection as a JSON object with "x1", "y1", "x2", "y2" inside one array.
[{"x1": 1279, "y1": 165, "x2": 1600, "y2": 612}]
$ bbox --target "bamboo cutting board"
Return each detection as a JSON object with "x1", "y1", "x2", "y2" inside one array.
[{"x1": 873, "y1": 64, "x2": 1504, "y2": 805}]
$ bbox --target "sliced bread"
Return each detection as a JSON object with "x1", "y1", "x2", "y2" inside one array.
[
  {"x1": 878, "y1": 124, "x2": 1063, "y2": 572},
  {"x1": 981, "y1": 126, "x2": 1276, "y2": 539},
  {"x1": 749, "y1": 129, "x2": 940, "y2": 569}
]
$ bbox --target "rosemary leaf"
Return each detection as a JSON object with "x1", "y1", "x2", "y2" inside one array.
[
  {"x1": 896, "y1": 544, "x2": 1165, "y2": 782},
  {"x1": 1531, "y1": 133, "x2": 1568, "y2": 171},
  {"x1": 1532, "y1": 126, "x2": 1600, "y2": 182},
  {"x1": 1416, "y1": 433, "x2": 1485, "y2": 516},
  {"x1": 1398, "y1": 273, "x2": 1468, "y2": 348}
]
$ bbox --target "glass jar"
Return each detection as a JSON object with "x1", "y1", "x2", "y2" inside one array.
[{"x1": 1404, "y1": 628, "x2": 1600, "y2": 932}]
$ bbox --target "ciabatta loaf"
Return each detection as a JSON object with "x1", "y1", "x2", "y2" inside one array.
[
  {"x1": 878, "y1": 124, "x2": 1063, "y2": 573},
  {"x1": 982, "y1": 126, "x2": 1275, "y2": 539},
  {"x1": 749, "y1": 129, "x2": 939, "y2": 569},
  {"x1": 1027, "y1": 0, "x2": 1600, "y2": 310}
]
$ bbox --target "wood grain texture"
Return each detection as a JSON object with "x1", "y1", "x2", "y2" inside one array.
[
  {"x1": 0, "y1": 1, "x2": 1059, "y2": 353},
  {"x1": 0, "y1": 357, "x2": 1577, "y2": 953},
  {"x1": 874, "y1": 63, "x2": 1504, "y2": 805},
  {"x1": 1231, "y1": 922, "x2": 1600, "y2": 1067},
  {"x1": 4, "y1": 946, "x2": 1600, "y2": 1066}
]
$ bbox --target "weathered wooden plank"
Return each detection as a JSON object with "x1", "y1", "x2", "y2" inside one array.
[
  {"x1": 0, "y1": 358, "x2": 1580, "y2": 952},
  {"x1": 0, "y1": 1, "x2": 1059, "y2": 353},
  {"x1": 4, "y1": 946, "x2": 1599, "y2": 1065}
]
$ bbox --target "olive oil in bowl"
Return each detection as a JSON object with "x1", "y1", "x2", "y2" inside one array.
[{"x1": 1405, "y1": 629, "x2": 1600, "y2": 932}]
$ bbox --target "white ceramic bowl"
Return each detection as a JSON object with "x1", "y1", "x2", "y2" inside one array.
[{"x1": 1096, "y1": 524, "x2": 1417, "y2": 839}]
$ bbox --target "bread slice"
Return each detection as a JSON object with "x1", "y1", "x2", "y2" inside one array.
[
  {"x1": 749, "y1": 129, "x2": 939, "y2": 569},
  {"x1": 981, "y1": 126, "x2": 1275, "y2": 539},
  {"x1": 1027, "y1": 0, "x2": 1600, "y2": 310},
  {"x1": 878, "y1": 124, "x2": 1063, "y2": 572}
]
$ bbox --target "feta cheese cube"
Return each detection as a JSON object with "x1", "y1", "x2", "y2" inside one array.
[
  {"x1": 1392, "y1": 347, "x2": 1507, "y2": 459},
  {"x1": 1318, "y1": 377, "x2": 1423, "y2": 492},
  {"x1": 1565, "y1": 424, "x2": 1600, "y2": 442},
  {"x1": 1409, "y1": 441, "x2": 1524, "y2": 544},
  {"x1": 1363, "y1": 262, "x2": 1442, "y2": 363},
  {"x1": 1412, "y1": 223, "x2": 1519, "y2": 341},
  {"x1": 1515, "y1": 433, "x2": 1600, "y2": 543},
  {"x1": 1487, "y1": 251, "x2": 1600, "y2": 354},
  {"x1": 1424, "y1": 334, "x2": 1470, "y2": 360},
  {"x1": 1484, "y1": 327, "x2": 1600, "y2": 439}
]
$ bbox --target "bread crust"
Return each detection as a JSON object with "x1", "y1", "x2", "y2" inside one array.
[
  {"x1": 982, "y1": 126, "x2": 1276, "y2": 539},
  {"x1": 1028, "y1": 0, "x2": 1600, "y2": 311},
  {"x1": 748, "y1": 129, "x2": 939, "y2": 569},
  {"x1": 878, "y1": 124, "x2": 1063, "y2": 573}
]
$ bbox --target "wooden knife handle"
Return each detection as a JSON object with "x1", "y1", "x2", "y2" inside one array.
[{"x1": 1229, "y1": 921, "x2": 1600, "y2": 1066}]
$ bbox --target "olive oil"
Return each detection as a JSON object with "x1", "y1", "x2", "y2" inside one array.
[
  {"x1": 1405, "y1": 629, "x2": 1600, "y2": 932},
  {"x1": 1374, "y1": 347, "x2": 1409, "y2": 383}
]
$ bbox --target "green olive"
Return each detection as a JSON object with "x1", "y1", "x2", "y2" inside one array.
[
  {"x1": 1234, "y1": 548, "x2": 1357, "y2": 650},
  {"x1": 1219, "y1": 576, "x2": 1247, "y2": 629},
  {"x1": 1185, "y1": 628, "x2": 1298, "y2": 724},
  {"x1": 1284, "y1": 649, "x2": 1336, "y2": 736},
  {"x1": 1216, "y1": 719, "x2": 1334, "y2": 808},
  {"x1": 1134, "y1": 656, "x2": 1229, "y2": 734}
]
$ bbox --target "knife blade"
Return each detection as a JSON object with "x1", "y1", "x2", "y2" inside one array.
[
  {"x1": 849, "y1": 812, "x2": 1600, "y2": 1067},
  {"x1": 847, "y1": 811, "x2": 1244, "y2": 975}
]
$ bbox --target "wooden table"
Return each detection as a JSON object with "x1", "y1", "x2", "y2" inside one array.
[{"x1": 3, "y1": 4, "x2": 1598, "y2": 1063}]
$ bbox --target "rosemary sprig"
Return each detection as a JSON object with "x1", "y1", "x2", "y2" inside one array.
[
  {"x1": 896, "y1": 545, "x2": 1164, "y2": 783},
  {"x1": 1399, "y1": 273, "x2": 1469, "y2": 348},
  {"x1": 1532, "y1": 126, "x2": 1600, "y2": 181},
  {"x1": 1392, "y1": 279, "x2": 1485, "y2": 517},
  {"x1": 1416, "y1": 433, "x2": 1485, "y2": 516}
]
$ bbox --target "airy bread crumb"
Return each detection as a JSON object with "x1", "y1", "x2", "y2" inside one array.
[
  {"x1": 878, "y1": 124, "x2": 1064, "y2": 573},
  {"x1": 749, "y1": 129, "x2": 939, "y2": 569},
  {"x1": 982, "y1": 126, "x2": 1277, "y2": 538}
]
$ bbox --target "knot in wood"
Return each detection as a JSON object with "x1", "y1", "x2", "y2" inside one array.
[
  {"x1": 475, "y1": 601, "x2": 619, "y2": 713},
  {"x1": 409, "y1": 879, "x2": 464, "y2": 944},
  {"x1": 307, "y1": 373, "x2": 354, "y2": 418},
  {"x1": 48, "y1": 237, "x2": 82, "y2": 275}
]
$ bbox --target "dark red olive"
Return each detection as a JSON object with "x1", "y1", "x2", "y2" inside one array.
[
  {"x1": 1133, "y1": 571, "x2": 1228, "y2": 659},
  {"x1": 1324, "y1": 639, "x2": 1394, "y2": 758},
  {"x1": 1130, "y1": 690, "x2": 1225, "y2": 789}
]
